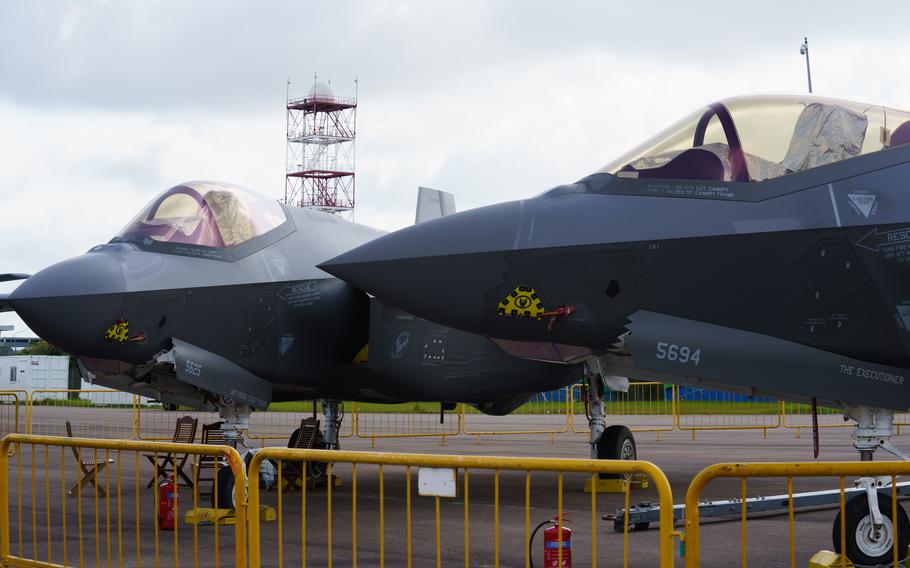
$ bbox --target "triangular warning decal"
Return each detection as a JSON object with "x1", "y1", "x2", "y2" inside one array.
[{"x1": 847, "y1": 193, "x2": 877, "y2": 218}]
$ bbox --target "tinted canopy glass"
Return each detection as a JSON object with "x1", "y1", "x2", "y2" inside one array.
[
  {"x1": 115, "y1": 182, "x2": 287, "y2": 248},
  {"x1": 600, "y1": 95, "x2": 910, "y2": 183}
]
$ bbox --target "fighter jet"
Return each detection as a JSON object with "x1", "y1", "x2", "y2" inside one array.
[
  {"x1": 0, "y1": 182, "x2": 580, "y2": 461},
  {"x1": 322, "y1": 94, "x2": 910, "y2": 564}
]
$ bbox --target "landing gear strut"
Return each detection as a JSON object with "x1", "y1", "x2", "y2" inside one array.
[
  {"x1": 832, "y1": 405, "x2": 910, "y2": 564},
  {"x1": 585, "y1": 368, "x2": 636, "y2": 479},
  {"x1": 321, "y1": 399, "x2": 344, "y2": 451},
  {"x1": 285, "y1": 399, "x2": 344, "y2": 487},
  {"x1": 210, "y1": 399, "x2": 346, "y2": 508}
]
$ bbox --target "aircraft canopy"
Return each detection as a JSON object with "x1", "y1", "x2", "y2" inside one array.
[
  {"x1": 600, "y1": 95, "x2": 910, "y2": 182},
  {"x1": 115, "y1": 182, "x2": 287, "y2": 248}
]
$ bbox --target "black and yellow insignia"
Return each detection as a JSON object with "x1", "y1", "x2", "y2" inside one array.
[
  {"x1": 498, "y1": 285, "x2": 545, "y2": 318},
  {"x1": 104, "y1": 319, "x2": 129, "y2": 343}
]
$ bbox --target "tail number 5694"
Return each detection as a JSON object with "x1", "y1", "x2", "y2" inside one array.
[{"x1": 656, "y1": 342, "x2": 701, "y2": 365}]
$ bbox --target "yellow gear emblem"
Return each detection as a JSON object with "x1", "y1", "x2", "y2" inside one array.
[
  {"x1": 498, "y1": 285, "x2": 545, "y2": 318},
  {"x1": 104, "y1": 320, "x2": 129, "y2": 344}
]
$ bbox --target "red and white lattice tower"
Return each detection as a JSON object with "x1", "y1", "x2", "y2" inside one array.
[{"x1": 284, "y1": 79, "x2": 357, "y2": 213}]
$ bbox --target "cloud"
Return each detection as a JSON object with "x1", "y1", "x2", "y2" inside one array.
[{"x1": 2, "y1": 0, "x2": 910, "y2": 337}]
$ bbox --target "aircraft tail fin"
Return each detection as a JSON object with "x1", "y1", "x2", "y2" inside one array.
[{"x1": 415, "y1": 187, "x2": 456, "y2": 224}]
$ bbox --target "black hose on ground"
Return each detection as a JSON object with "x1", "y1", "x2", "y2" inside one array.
[{"x1": 527, "y1": 519, "x2": 552, "y2": 568}]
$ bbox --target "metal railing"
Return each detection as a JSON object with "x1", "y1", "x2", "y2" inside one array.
[
  {"x1": 571, "y1": 382, "x2": 676, "y2": 438},
  {"x1": 21, "y1": 387, "x2": 910, "y2": 445},
  {"x1": 0, "y1": 391, "x2": 25, "y2": 440},
  {"x1": 684, "y1": 461, "x2": 910, "y2": 568},
  {"x1": 28, "y1": 389, "x2": 138, "y2": 439},
  {"x1": 247, "y1": 448, "x2": 676, "y2": 568},
  {"x1": 461, "y1": 389, "x2": 571, "y2": 440},
  {"x1": 355, "y1": 403, "x2": 461, "y2": 446},
  {"x1": 0, "y1": 434, "x2": 247, "y2": 568},
  {"x1": 675, "y1": 387, "x2": 781, "y2": 438}
]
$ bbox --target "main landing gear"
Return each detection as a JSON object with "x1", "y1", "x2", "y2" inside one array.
[
  {"x1": 210, "y1": 398, "x2": 346, "y2": 509},
  {"x1": 833, "y1": 405, "x2": 910, "y2": 565}
]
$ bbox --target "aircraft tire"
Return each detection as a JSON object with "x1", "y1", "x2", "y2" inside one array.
[
  {"x1": 596, "y1": 425, "x2": 636, "y2": 480},
  {"x1": 211, "y1": 466, "x2": 235, "y2": 510},
  {"x1": 833, "y1": 491, "x2": 910, "y2": 565},
  {"x1": 287, "y1": 427, "x2": 329, "y2": 486}
]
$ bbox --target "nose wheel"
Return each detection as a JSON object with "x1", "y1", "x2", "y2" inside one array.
[
  {"x1": 833, "y1": 491, "x2": 909, "y2": 565},
  {"x1": 584, "y1": 367, "x2": 637, "y2": 480},
  {"x1": 596, "y1": 425, "x2": 637, "y2": 480}
]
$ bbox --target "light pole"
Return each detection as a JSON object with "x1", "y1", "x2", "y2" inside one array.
[{"x1": 799, "y1": 37, "x2": 813, "y2": 93}]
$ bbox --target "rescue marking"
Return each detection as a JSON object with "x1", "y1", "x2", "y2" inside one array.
[
  {"x1": 498, "y1": 285, "x2": 545, "y2": 319},
  {"x1": 855, "y1": 226, "x2": 910, "y2": 252},
  {"x1": 104, "y1": 319, "x2": 130, "y2": 343}
]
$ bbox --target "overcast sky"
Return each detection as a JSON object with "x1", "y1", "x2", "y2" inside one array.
[{"x1": 2, "y1": 0, "x2": 910, "y2": 336}]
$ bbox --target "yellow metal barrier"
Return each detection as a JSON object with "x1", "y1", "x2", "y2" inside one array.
[
  {"x1": 135, "y1": 401, "x2": 219, "y2": 441},
  {"x1": 780, "y1": 401, "x2": 852, "y2": 437},
  {"x1": 571, "y1": 382, "x2": 676, "y2": 439},
  {"x1": 0, "y1": 391, "x2": 25, "y2": 440},
  {"x1": 684, "y1": 461, "x2": 910, "y2": 568},
  {"x1": 247, "y1": 448, "x2": 676, "y2": 568},
  {"x1": 675, "y1": 387, "x2": 781, "y2": 438},
  {"x1": 247, "y1": 403, "x2": 355, "y2": 444},
  {"x1": 0, "y1": 433, "x2": 247, "y2": 568},
  {"x1": 355, "y1": 402, "x2": 460, "y2": 446},
  {"x1": 28, "y1": 389, "x2": 138, "y2": 439},
  {"x1": 461, "y1": 389, "x2": 571, "y2": 441}
]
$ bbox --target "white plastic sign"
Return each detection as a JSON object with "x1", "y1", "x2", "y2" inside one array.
[{"x1": 417, "y1": 467, "x2": 457, "y2": 498}]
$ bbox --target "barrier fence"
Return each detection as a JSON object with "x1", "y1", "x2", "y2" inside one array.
[
  {"x1": 0, "y1": 391, "x2": 25, "y2": 443},
  {"x1": 8, "y1": 433, "x2": 910, "y2": 567},
  {"x1": 570, "y1": 382, "x2": 676, "y2": 439},
  {"x1": 0, "y1": 433, "x2": 247, "y2": 568},
  {"x1": 10, "y1": 387, "x2": 910, "y2": 445},
  {"x1": 461, "y1": 390, "x2": 570, "y2": 440},
  {"x1": 354, "y1": 403, "x2": 460, "y2": 446},
  {"x1": 684, "y1": 461, "x2": 910, "y2": 568},
  {"x1": 675, "y1": 387, "x2": 781, "y2": 439},
  {"x1": 247, "y1": 448, "x2": 676, "y2": 568}
]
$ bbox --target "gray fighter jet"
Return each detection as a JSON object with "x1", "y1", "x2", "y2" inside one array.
[
  {"x1": 0, "y1": 182, "x2": 580, "y2": 461},
  {"x1": 322, "y1": 95, "x2": 910, "y2": 563}
]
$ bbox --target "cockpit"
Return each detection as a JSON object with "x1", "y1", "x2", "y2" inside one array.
[
  {"x1": 600, "y1": 95, "x2": 910, "y2": 183},
  {"x1": 114, "y1": 182, "x2": 287, "y2": 249}
]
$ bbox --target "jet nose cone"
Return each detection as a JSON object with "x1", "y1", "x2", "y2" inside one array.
[
  {"x1": 321, "y1": 200, "x2": 522, "y2": 331},
  {"x1": 9, "y1": 252, "x2": 127, "y2": 354}
]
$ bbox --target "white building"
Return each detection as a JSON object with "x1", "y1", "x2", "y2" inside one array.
[{"x1": 0, "y1": 355, "x2": 140, "y2": 404}]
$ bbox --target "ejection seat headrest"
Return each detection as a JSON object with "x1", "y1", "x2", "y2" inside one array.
[{"x1": 890, "y1": 121, "x2": 910, "y2": 148}]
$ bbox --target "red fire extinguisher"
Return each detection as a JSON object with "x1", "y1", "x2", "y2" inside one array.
[
  {"x1": 530, "y1": 514, "x2": 572, "y2": 568},
  {"x1": 543, "y1": 520, "x2": 572, "y2": 568},
  {"x1": 158, "y1": 475, "x2": 177, "y2": 530}
]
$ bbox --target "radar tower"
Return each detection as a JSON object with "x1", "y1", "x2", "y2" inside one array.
[{"x1": 284, "y1": 76, "x2": 357, "y2": 214}]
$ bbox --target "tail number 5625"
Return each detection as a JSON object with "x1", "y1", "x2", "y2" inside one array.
[{"x1": 656, "y1": 342, "x2": 701, "y2": 365}]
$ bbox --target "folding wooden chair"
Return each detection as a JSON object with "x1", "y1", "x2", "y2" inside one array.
[
  {"x1": 281, "y1": 417, "x2": 321, "y2": 491},
  {"x1": 145, "y1": 415, "x2": 197, "y2": 488},
  {"x1": 193, "y1": 421, "x2": 236, "y2": 498},
  {"x1": 65, "y1": 420, "x2": 115, "y2": 497}
]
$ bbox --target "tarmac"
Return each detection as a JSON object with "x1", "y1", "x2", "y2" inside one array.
[{"x1": 5, "y1": 410, "x2": 907, "y2": 567}]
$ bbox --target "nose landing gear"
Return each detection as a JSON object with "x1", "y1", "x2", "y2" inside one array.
[
  {"x1": 210, "y1": 398, "x2": 346, "y2": 509},
  {"x1": 833, "y1": 405, "x2": 910, "y2": 565},
  {"x1": 584, "y1": 366, "x2": 637, "y2": 480}
]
